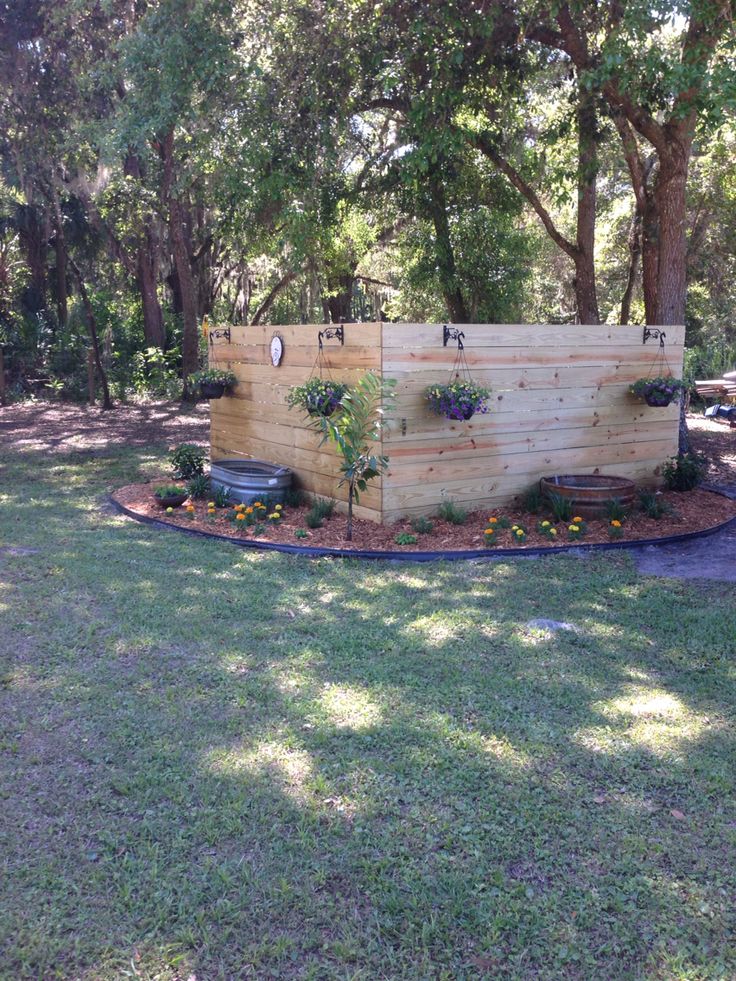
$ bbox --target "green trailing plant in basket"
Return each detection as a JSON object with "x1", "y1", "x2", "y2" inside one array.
[
  {"x1": 190, "y1": 368, "x2": 237, "y2": 388},
  {"x1": 630, "y1": 376, "x2": 685, "y2": 407},
  {"x1": 287, "y1": 378, "x2": 349, "y2": 417}
]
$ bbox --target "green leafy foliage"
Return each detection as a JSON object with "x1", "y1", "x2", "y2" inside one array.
[
  {"x1": 394, "y1": 532, "x2": 418, "y2": 546},
  {"x1": 522, "y1": 485, "x2": 543, "y2": 514},
  {"x1": 547, "y1": 493, "x2": 573, "y2": 523},
  {"x1": 604, "y1": 498, "x2": 628, "y2": 522},
  {"x1": 210, "y1": 485, "x2": 232, "y2": 508},
  {"x1": 170, "y1": 444, "x2": 206, "y2": 481},
  {"x1": 154, "y1": 483, "x2": 186, "y2": 498},
  {"x1": 437, "y1": 499, "x2": 467, "y2": 525},
  {"x1": 317, "y1": 373, "x2": 396, "y2": 540},
  {"x1": 187, "y1": 474, "x2": 211, "y2": 500},
  {"x1": 190, "y1": 369, "x2": 237, "y2": 387},
  {"x1": 638, "y1": 490, "x2": 673, "y2": 520},
  {"x1": 411, "y1": 516, "x2": 435, "y2": 535},
  {"x1": 662, "y1": 453, "x2": 707, "y2": 492}
]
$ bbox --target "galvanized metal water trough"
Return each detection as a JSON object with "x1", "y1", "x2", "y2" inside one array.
[
  {"x1": 539, "y1": 474, "x2": 637, "y2": 520},
  {"x1": 211, "y1": 459, "x2": 293, "y2": 504}
]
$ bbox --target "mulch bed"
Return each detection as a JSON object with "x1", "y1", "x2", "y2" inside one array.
[{"x1": 112, "y1": 481, "x2": 736, "y2": 554}]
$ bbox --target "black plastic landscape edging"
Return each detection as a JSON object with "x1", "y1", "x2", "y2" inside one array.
[{"x1": 109, "y1": 494, "x2": 736, "y2": 563}]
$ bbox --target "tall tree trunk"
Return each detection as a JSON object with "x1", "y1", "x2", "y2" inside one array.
[
  {"x1": 160, "y1": 131, "x2": 198, "y2": 398},
  {"x1": 137, "y1": 230, "x2": 165, "y2": 348},
  {"x1": 18, "y1": 204, "x2": 48, "y2": 319},
  {"x1": 0, "y1": 343, "x2": 6, "y2": 406},
  {"x1": 574, "y1": 89, "x2": 599, "y2": 324},
  {"x1": 124, "y1": 151, "x2": 165, "y2": 350},
  {"x1": 67, "y1": 254, "x2": 113, "y2": 410},
  {"x1": 52, "y1": 200, "x2": 68, "y2": 328},
  {"x1": 426, "y1": 171, "x2": 469, "y2": 323},
  {"x1": 653, "y1": 145, "x2": 690, "y2": 326},
  {"x1": 620, "y1": 209, "x2": 641, "y2": 325}
]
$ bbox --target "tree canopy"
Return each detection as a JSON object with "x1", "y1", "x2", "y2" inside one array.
[{"x1": 1, "y1": 0, "x2": 734, "y2": 402}]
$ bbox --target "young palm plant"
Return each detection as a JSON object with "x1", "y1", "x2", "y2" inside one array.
[{"x1": 317, "y1": 372, "x2": 396, "y2": 541}]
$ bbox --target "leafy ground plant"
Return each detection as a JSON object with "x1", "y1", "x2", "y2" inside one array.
[
  {"x1": 1, "y1": 413, "x2": 736, "y2": 981},
  {"x1": 438, "y1": 499, "x2": 467, "y2": 525},
  {"x1": 170, "y1": 443, "x2": 206, "y2": 480},
  {"x1": 411, "y1": 516, "x2": 434, "y2": 535},
  {"x1": 639, "y1": 489, "x2": 674, "y2": 519},
  {"x1": 394, "y1": 532, "x2": 418, "y2": 546},
  {"x1": 662, "y1": 452, "x2": 707, "y2": 491},
  {"x1": 317, "y1": 372, "x2": 395, "y2": 541}
]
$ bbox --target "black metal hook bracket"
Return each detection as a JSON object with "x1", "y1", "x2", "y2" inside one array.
[
  {"x1": 209, "y1": 327, "x2": 231, "y2": 347},
  {"x1": 318, "y1": 325, "x2": 344, "y2": 351},
  {"x1": 443, "y1": 325, "x2": 465, "y2": 350},
  {"x1": 643, "y1": 327, "x2": 666, "y2": 348}
]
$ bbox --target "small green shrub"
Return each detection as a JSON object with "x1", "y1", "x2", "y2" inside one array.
[
  {"x1": 394, "y1": 532, "x2": 418, "y2": 546},
  {"x1": 312, "y1": 498, "x2": 335, "y2": 520},
  {"x1": 252, "y1": 523, "x2": 266, "y2": 536},
  {"x1": 283, "y1": 487, "x2": 306, "y2": 508},
  {"x1": 154, "y1": 483, "x2": 186, "y2": 498},
  {"x1": 604, "y1": 498, "x2": 628, "y2": 522},
  {"x1": 638, "y1": 490, "x2": 673, "y2": 519},
  {"x1": 187, "y1": 474, "x2": 211, "y2": 499},
  {"x1": 294, "y1": 529, "x2": 309, "y2": 540},
  {"x1": 211, "y1": 485, "x2": 232, "y2": 508},
  {"x1": 305, "y1": 508, "x2": 324, "y2": 529},
  {"x1": 411, "y1": 516, "x2": 435, "y2": 535},
  {"x1": 662, "y1": 453, "x2": 706, "y2": 491},
  {"x1": 522, "y1": 485, "x2": 543, "y2": 514},
  {"x1": 547, "y1": 493, "x2": 572, "y2": 523},
  {"x1": 438, "y1": 499, "x2": 467, "y2": 525},
  {"x1": 170, "y1": 444, "x2": 206, "y2": 480}
]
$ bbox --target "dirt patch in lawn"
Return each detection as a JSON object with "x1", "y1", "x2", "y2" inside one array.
[
  {"x1": 113, "y1": 481, "x2": 736, "y2": 553},
  {"x1": 0, "y1": 399, "x2": 209, "y2": 454},
  {"x1": 688, "y1": 413, "x2": 736, "y2": 483}
]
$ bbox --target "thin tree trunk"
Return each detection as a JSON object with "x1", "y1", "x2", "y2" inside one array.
[
  {"x1": 18, "y1": 204, "x2": 48, "y2": 318},
  {"x1": 574, "y1": 89, "x2": 599, "y2": 324},
  {"x1": 160, "y1": 131, "x2": 198, "y2": 398},
  {"x1": 52, "y1": 200, "x2": 68, "y2": 328},
  {"x1": 426, "y1": 172, "x2": 469, "y2": 323},
  {"x1": 346, "y1": 480, "x2": 354, "y2": 542},
  {"x1": 620, "y1": 210, "x2": 641, "y2": 325},
  {"x1": 67, "y1": 254, "x2": 113, "y2": 410}
]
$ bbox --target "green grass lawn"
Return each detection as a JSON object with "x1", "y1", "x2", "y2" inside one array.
[{"x1": 1, "y1": 438, "x2": 735, "y2": 980}]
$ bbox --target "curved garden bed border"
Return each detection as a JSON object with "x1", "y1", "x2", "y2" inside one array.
[{"x1": 109, "y1": 492, "x2": 736, "y2": 563}]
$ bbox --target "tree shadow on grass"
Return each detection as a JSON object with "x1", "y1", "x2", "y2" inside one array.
[{"x1": 1, "y1": 446, "x2": 736, "y2": 979}]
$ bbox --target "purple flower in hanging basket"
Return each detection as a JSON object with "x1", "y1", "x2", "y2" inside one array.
[
  {"x1": 287, "y1": 378, "x2": 349, "y2": 417},
  {"x1": 630, "y1": 375, "x2": 685, "y2": 405},
  {"x1": 425, "y1": 380, "x2": 491, "y2": 420}
]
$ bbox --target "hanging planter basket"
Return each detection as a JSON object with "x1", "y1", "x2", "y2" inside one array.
[
  {"x1": 287, "y1": 378, "x2": 349, "y2": 418},
  {"x1": 630, "y1": 376, "x2": 685, "y2": 408},
  {"x1": 632, "y1": 330, "x2": 685, "y2": 408},
  {"x1": 425, "y1": 380, "x2": 491, "y2": 420},
  {"x1": 190, "y1": 369, "x2": 237, "y2": 400},
  {"x1": 424, "y1": 328, "x2": 491, "y2": 421}
]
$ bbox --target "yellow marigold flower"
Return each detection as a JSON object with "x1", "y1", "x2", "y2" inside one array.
[
  {"x1": 511, "y1": 524, "x2": 518, "y2": 531},
  {"x1": 236, "y1": 513, "x2": 246, "y2": 521},
  {"x1": 208, "y1": 501, "x2": 215, "y2": 507},
  {"x1": 275, "y1": 504, "x2": 283, "y2": 510},
  {"x1": 541, "y1": 520, "x2": 550, "y2": 527},
  {"x1": 611, "y1": 519, "x2": 622, "y2": 527},
  {"x1": 573, "y1": 516, "x2": 583, "y2": 523},
  {"x1": 515, "y1": 529, "x2": 524, "y2": 536},
  {"x1": 268, "y1": 512, "x2": 281, "y2": 520},
  {"x1": 550, "y1": 528, "x2": 557, "y2": 535},
  {"x1": 569, "y1": 524, "x2": 579, "y2": 532},
  {"x1": 166, "y1": 507, "x2": 174, "y2": 513}
]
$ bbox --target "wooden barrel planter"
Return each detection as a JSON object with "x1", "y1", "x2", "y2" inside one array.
[{"x1": 540, "y1": 475, "x2": 636, "y2": 520}]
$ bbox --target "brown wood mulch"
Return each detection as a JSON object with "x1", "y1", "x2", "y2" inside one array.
[{"x1": 112, "y1": 481, "x2": 736, "y2": 554}]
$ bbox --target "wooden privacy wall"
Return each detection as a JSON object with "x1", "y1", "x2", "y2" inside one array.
[{"x1": 210, "y1": 322, "x2": 685, "y2": 523}]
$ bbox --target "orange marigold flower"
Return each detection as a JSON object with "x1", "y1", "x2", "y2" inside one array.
[
  {"x1": 236, "y1": 513, "x2": 246, "y2": 521},
  {"x1": 488, "y1": 517, "x2": 498, "y2": 524},
  {"x1": 610, "y1": 519, "x2": 622, "y2": 527}
]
